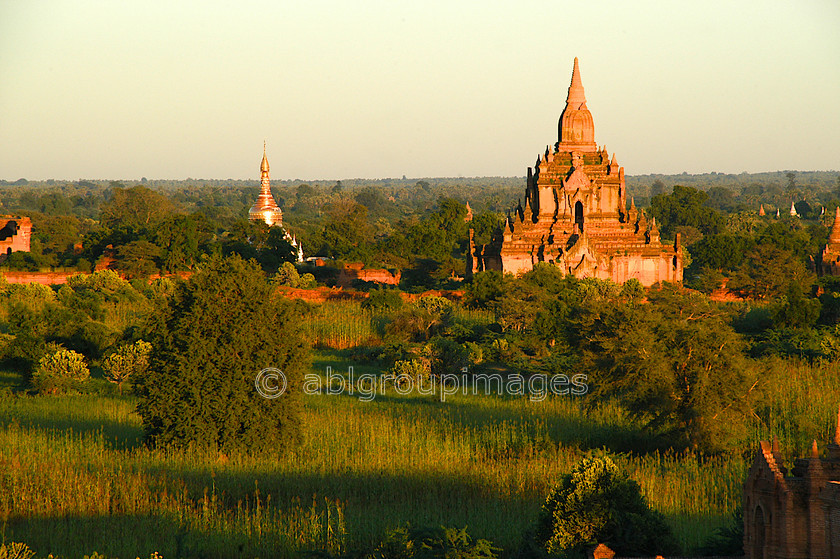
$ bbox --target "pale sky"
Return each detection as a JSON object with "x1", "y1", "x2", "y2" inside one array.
[{"x1": 1, "y1": 0, "x2": 838, "y2": 181}]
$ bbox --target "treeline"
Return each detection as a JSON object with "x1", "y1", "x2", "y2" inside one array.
[{"x1": 1, "y1": 171, "x2": 840, "y2": 293}]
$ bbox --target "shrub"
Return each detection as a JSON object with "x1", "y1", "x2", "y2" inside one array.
[
  {"x1": 534, "y1": 456, "x2": 677, "y2": 558},
  {"x1": 32, "y1": 346, "x2": 90, "y2": 394},
  {"x1": 390, "y1": 359, "x2": 429, "y2": 386},
  {"x1": 357, "y1": 525, "x2": 498, "y2": 559},
  {"x1": 275, "y1": 261, "x2": 301, "y2": 286},
  {"x1": 0, "y1": 541, "x2": 36, "y2": 559},
  {"x1": 103, "y1": 339, "x2": 152, "y2": 394},
  {"x1": 362, "y1": 288, "x2": 404, "y2": 312},
  {"x1": 415, "y1": 295, "x2": 453, "y2": 314}
]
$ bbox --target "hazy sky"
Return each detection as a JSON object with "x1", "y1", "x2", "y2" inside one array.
[{"x1": 1, "y1": 0, "x2": 838, "y2": 181}]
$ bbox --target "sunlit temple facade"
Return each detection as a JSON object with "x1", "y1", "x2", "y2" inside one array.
[{"x1": 467, "y1": 58, "x2": 683, "y2": 286}]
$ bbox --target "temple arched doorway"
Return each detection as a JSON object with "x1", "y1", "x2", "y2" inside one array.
[{"x1": 574, "y1": 201, "x2": 584, "y2": 232}]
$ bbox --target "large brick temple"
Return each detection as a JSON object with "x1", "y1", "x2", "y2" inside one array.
[{"x1": 467, "y1": 58, "x2": 683, "y2": 286}]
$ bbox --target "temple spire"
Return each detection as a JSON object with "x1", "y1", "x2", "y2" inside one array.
[
  {"x1": 260, "y1": 141, "x2": 270, "y2": 174},
  {"x1": 250, "y1": 142, "x2": 283, "y2": 227},
  {"x1": 558, "y1": 58, "x2": 596, "y2": 149},
  {"x1": 566, "y1": 57, "x2": 587, "y2": 109}
]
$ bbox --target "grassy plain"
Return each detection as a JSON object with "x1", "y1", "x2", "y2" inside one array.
[{"x1": 1, "y1": 300, "x2": 839, "y2": 558}]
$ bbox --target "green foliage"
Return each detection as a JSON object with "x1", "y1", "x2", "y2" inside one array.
[
  {"x1": 429, "y1": 336, "x2": 469, "y2": 375},
  {"x1": 534, "y1": 456, "x2": 677, "y2": 558},
  {"x1": 699, "y1": 507, "x2": 743, "y2": 556},
  {"x1": 100, "y1": 185, "x2": 173, "y2": 231},
  {"x1": 687, "y1": 266, "x2": 726, "y2": 294},
  {"x1": 771, "y1": 283, "x2": 821, "y2": 329},
  {"x1": 465, "y1": 272, "x2": 504, "y2": 309},
  {"x1": 688, "y1": 233, "x2": 754, "y2": 272},
  {"x1": 137, "y1": 254, "x2": 309, "y2": 453},
  {"x1": 275, "y1": 261, "x2": 302, "y2": 286},
  {"x1": 114, "y1": 240, "x2": 162, "y2": 279},
  {"x1": 570, "y1": 284, "x2": 755, "y2": 452},
  {"x1": 362, "y1": 288, "x2": 405, "y2": 312},
  {"x1": 650, "y1": 185, "x2": 725, "y2": 237},
  {"x1": 619, "y1": 278, "x2": 645, "y2": 300},
  {"x1": 274, "y1": 262, "x2": 317, "y2": 288},
  {"x1": 32, "y1": 346, "x2": 90, "y2": 394},
  {"x1": 727, "y1": 245, "x2": 815, "y2": 299},
  {"x1": 355, "y1": 525, "x2": 499, "y2": 559},
  {"x1": 415, "y1": 295, "x2": 453, "y2": 315},
  {"x1": 102, "y1": 340, "x2": 152, "y2": 394},
  {"x1": 0, "y1": 542, "x2": 36, "y2": 559},
  {"x1": 390, "y1": 359, "x2": 430, "y2": 385}
]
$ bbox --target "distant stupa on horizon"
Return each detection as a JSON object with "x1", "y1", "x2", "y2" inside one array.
[
  {"x1": 249, "y1": 142, "x2": 284, "y2": 227},
  {"x1": 249, "y1": 143, "x2": 303, "y2": 262}
]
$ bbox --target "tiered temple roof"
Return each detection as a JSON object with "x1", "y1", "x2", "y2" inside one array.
[{"x1": 468, "y1": 59, "x2": 682, "y2": 286}]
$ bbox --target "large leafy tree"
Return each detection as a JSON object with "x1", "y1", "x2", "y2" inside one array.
[
  {"x1": 568, "y1": 284, "x2": 755, "y2": 452},
  {"x1": 727, "y1": 245, "x2": 816, "y2": 300},
  {"x1": 650, "y1": 185, "x2": 725, "y2": 237},
  {"x1": 100, "y1": 185, "x2": 173, "y2": 232},
  {"x1": 137, "y1": 255, "x2": 309, "y2": 453}
]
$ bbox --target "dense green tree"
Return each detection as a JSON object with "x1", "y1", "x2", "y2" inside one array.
[
  {"x1": 771, "y1": 283, "x2": 821, "y2": 329},
  {"x1": 650, "y1": 185, "x2": 725, "y2": 237},
  {"x1": 755, "y1": 218, "x2": 818, "y2": 258},
  {"x1": 704, "y1": 186, "x2": 739, "y2": 213},
  {"x1": 535, "y1": 456, "x2": 677, "y2": 558},
  {"x1": 464, "y1": 271, "x2": 504, "y2": 309},
  {"x1": 569, "y1": 284, "x2": 755, "y2": 452},
  {"x1": 688, "y1": 233, "x2": 755, "y2": 272},
  {"x1": 103, "y1": 340, "x2": 152, "y2": 395},
  {"x1": 36, "y1": 192, "x2": 72, "y2": 215},
  {"x1": 318, "y1": 201, "x2": 373, "y2": 262},
  {"x1": 362, "y1": 287, "x2": 405, "y2": 312},
  {"x1": 137, "y1": 255, "x2": 309, "y2": 453},
  {"x1": 100, "y1": 185, "x2": 173, "y2": 231},
  {"x1": 469, "y1": 211, "x2": 502, "y2": 245},
  {"x1": 114, "y1": 240, "x2": 162, "y2": 279},
  {"x1": 154, "y1": 213, "x2": 213, "y2": 272},
  {"x1": 727, "y1": 245, "x2": 815, "y2": 300}
]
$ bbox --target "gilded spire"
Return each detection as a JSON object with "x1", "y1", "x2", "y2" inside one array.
[
  {"x1": 250, "y1": 142, "x2": 283, "y2": 227},
  {"x1": 566, "y1": 57, "x2": 587, "y2": 109},
  {"x1": 260, "y1": 141, "x2": 270, "y2": 174}
]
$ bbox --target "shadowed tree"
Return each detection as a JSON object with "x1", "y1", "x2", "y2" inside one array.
[
  {"x1": 568, "y1": 284, "x2": 756, "y2": 452},
  {"x1": 137, "y1": 254, "x2": 309, "y2": 453}
]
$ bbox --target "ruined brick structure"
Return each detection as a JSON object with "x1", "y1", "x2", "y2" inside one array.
[
  {"x1": 819, "y1": 207, "x2": 840, "y2": 276},
  {"x1": 0, "y1": 216, "x2": 32, "y2": 256},
  {"x1": 467, "y1": 58, "x2": 682, "y2": 286},
  {"x1": 743, "y1": 407, "x2": 840, "y2": 558}
]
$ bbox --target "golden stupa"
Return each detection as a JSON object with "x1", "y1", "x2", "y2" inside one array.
[{"x1": 249, "y1": 142, "x2": 284, "y2": 226}]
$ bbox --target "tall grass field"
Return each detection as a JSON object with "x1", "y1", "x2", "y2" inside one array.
[{"x1": 2, "y1": 350, "x2": 838, "y2": 559}]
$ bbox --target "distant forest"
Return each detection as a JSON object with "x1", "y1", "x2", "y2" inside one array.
[
  {"x1": 1, "y1": 170, "x2": 839, "y2": 291},
  {"x1": 4, "y1": 169, "x2": 838, "y2": 217}
]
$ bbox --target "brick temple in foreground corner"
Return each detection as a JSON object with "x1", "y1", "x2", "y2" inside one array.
[
  {"x1": 467, "y1": 58, "x2": 682, "y2": 286},
  {"x1": 743, "y1": 405, "x2": 840, "y2": 558}
]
